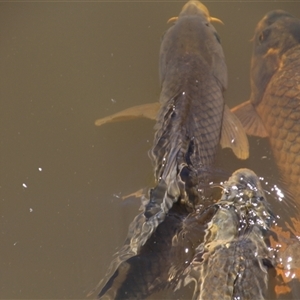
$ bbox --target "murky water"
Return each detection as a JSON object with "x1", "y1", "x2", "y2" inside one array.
[{"x1": 1, "y1": 1, "x2": 300, "y2": 299}]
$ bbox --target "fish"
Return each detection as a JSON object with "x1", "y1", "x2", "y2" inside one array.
[
  {"x1": 181, "y1": 168, "x2": 277, "y2": 300},
  {"x1": 96, "y1": 201, "x2": 217, "y2": 299},
  {"x1": 231, "y1": 10, "x2": 300, "y2": 201},
  {"x1": 151, "y1": 0, "x2": 240, "y2": 183},
  {"x1": 95, "y1": 2, "x2": 249, "y2": 164}
]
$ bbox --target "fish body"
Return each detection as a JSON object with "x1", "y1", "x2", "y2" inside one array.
[
  {"x1": 144, "y1": 0, "x2": 248, "y2": 230},
  {"x1": 232, "y1": 11, "x2": 300, "y2": 198},
  {"x1": 183, "y1": 169, "x2": 276, "y2": 300},
  {"x1": 98, "y1": 201, "x2": 217, "y2": 299},
  {"x1": 152, "y1": 0, "x2": 227, "y2": 181},
  {"x1": 94, "y1": 2, "x2": 248, "y2": 165}
]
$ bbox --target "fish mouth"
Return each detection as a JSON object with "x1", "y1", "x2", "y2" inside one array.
[
  {"x1": 221, "y1": 168, "x2": 266, "y2": 205},
  {"x1": 168, "y1": 0, "x2": 223, "y2": 25}
]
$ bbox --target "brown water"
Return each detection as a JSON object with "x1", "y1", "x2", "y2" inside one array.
[{"x1": 1, "y1": 1, "x2": 299, "y2": 299}]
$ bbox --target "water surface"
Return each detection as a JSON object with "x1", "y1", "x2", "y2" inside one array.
[{"x1": 1, "y1": 1, "x2": 299, "y2": 298}]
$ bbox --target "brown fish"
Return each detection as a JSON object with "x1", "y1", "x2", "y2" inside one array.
[
  {"x1": 95, "y1": 2, "x2": 249, "y2": 164},
  {"x1": 232, "y1": 10, "x2": 300, "y2": 200},
  {"x1": 181, "y1": 168, "x2": 277, "y2": 300},
  {"x1": 96, "y1": 202, "x2": 217, "y2": 299},
  {"x1": 151, "y1": 0, "x2": 241, "y2": 179}
]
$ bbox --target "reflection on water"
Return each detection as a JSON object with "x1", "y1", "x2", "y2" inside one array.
[
  {"x1": 1, "y1": 1, "x2": 300, "y2": 299},
  {"x1": 95, "y1": 167, "x2": 300, "y2": 299}
]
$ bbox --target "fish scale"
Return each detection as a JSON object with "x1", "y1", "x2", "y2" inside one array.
[
  {"x1": 97, "y1": 202, "x2": 217, "y2": 299},
  {"x1": 143, "y1": 1, "x2": 232, "y2": 240},
  {"x1": 256, "y1": 47, "x2": 300, "y2": 193},
  {"x1": 152, "y1": 54, "x2": 224, "y2": 178},
  {"x1": 199, "y1": 239, "x2": 268, "y2": 300},
  {"x1": 149, "y1": 16, "x2": 226, "y2": 219},
  {"x1": 182, "y1": 169, "x2": 277, "y2": 300},
  {"x1": 232, "y1": 11, "x2": 300, "y2": 203}
]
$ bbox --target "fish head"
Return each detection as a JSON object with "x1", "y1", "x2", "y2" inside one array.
[
  {"x1": 250, "y1": 10, "x2": 300, "y2": 105},
  {"x1": 179, "y1": 0, "x2": 223, "y2": 24},
  {"x1": 159, "y1": 0, "x2": 227, "y2": 90},
  {"x1": 221, "y1": 168, "x2": 274, "y2": 230}
]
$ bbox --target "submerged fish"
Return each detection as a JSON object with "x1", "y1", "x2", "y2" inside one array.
[
  {"x1": 95, "y1": 2, "x2": 248, "y2": 164},
  {"x1": 97, "y1": 201, "x2": 217, "y2": 299},
  {"x1": 143, "y1": 0, "x2": 225, "y2": 236},
  {"x1": 232, "y1": 10, "x2": 300, "y2": 200},
  {"x1": 181, "y1": 168, "x2": 277, "y2": 300},
  {"x1": 151, "y1": 0, "x2": 244, "y2": 184}
]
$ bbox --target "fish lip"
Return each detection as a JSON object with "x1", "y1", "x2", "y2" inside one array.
[
  {"x1": 221, "y1": 168, "x2": 266, "y2": 203},
  {"x1": 180, "y1": 0, "x2": 210, "y2": 18},
  {"x1": 179, "y1": 0, "x2": 223, "y2": 25}
]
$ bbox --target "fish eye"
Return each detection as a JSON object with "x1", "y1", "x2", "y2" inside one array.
[{"x1": 258, "y1": 28, "x2": 271, "y2": 44}]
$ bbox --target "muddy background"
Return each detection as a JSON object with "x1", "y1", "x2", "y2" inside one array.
[{"x1": 1, "y1": 1, "x2": 299, "y2": 299}]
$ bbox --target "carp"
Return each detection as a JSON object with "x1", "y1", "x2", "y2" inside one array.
[{"x1": 232, "y1": 10, "x2": 300, "y2": 200}]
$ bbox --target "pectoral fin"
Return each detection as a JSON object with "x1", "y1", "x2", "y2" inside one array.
[
  {"x1": 95, "y1": 102, "x2": 160, "y2": 126},
  {"x1": 231, "y1": 100, "x2": 268, "y2": 138},
  {"x1": 122, "y1": 188, "x2": 145, "y2": 200},
  {"x1": 220, "y1": 105, "x2": 249, "y2": 160}
]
